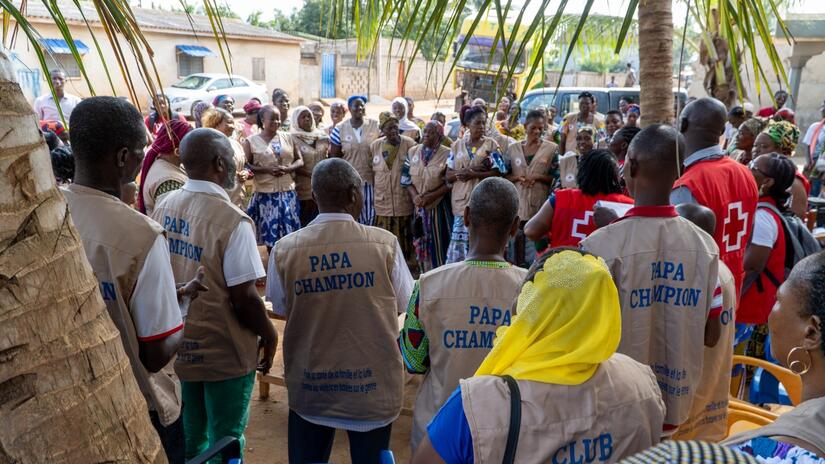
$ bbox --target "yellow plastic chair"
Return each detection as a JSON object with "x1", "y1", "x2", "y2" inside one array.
[
  {"x1": 727, "y1": 408, "x2": 774, "y2": 436},
  {"x1": 731, "y1": 355, "x2": 802, "y2": 406},
  {"x1": 729, "y1": 398, "x2": 780, "y2": 421}
]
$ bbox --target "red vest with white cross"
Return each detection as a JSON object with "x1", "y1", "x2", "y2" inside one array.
[
  {"x1": 673, "y1": 156, "x2": 758, "y2": 312},
  {"x1": 548, "y1": 189, "x2": 634, "y2": 248},
  {"x1": 739, "y1": 198, "x2": 787, "y2": 324}
]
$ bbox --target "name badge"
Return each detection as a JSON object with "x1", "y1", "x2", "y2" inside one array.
[
  {"x1": 345, "y1": 135, "x2": 353, "y2": 142},
  {"x1": 515, "y1": 158, "x2": 522, "y2": 166},
  {"x1": 300, "y1": 145, "x2": 309, "y2": 154},
  {"x1": 270, "y1": 140, "x2": 282, "y2": 155},
  {"x1": 565, "y1": 173, "x2": 575, "y2": 183},
  {"x1": 373, "y1": 155, "x2": 381, "y2": 164}
]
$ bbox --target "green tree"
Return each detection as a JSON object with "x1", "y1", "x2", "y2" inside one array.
[{"x1": 197, "y1": 4, "x2": 239, "y2": 19}]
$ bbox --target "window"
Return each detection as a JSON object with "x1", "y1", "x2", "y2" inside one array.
[
  {"x1": 208, "y1": 79, "x2": 233, "y2": 91},
  {"x1": 177, "y1": 54, "x2": 204, "y2": 77},
  {"x1": 230, "y1": 78, "x2": 248, "y2": 88},
  {"x1": 252, "y1": 58, "x2": 265, "y2": 81},
  {"x1": 45, "y1": 54, "x2": 81, "y2": 78}
]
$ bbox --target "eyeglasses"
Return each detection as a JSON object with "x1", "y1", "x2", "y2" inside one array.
[{"x1": 749, "y1": 159, "x2": 772, "y2": 178}]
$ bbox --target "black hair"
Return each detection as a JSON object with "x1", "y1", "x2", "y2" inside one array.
[
  {"x1": 775, "y1": 90, "x2": 788, "y2": 98},
  {"x1": 578, "y1": 91, "x2": 594, "y2": 102},
  {"x1": 524, "y1": 109, "x2": 546, "y2": 125},
  {"x1": 69, "y1": 96, "x2": 145, "y2": 166},
  {"x1": 43, "y1": 130, "x2": 60, "y2": 151},
  {"x1": 786, "y1": 251, "x2": 825, "y2": 355},
  {"x1": 577, "y1": 149, "x2": 622, "y2": 196},
  {"x1": 50, "y1": 145, "x2": 74, "y2": 183},
  {"x1": 462, "y1": 105, "x2": 487, "y2": 126},
  {"x1": 467, "y1": 177, "x2": 518, "y2": 238},
  {"x1": 613, "y1": 126, "x2": 642, "y2": 146},
  {"x1": 257, "y1": 105, "x2": 280, "y2": 128},
  {"x1": 271, "y1": 88, "x2": 287, "y2": 105},
  {"x1": 620, "y1": 96, "x2": 635, "y2": 104},
  {"x1": 729, "y1": 106, "x2": 745, "y2": 118},
  {"x1": 759, "y1": 153, "x2": 796, "y2": 211},
  {"x1": 606, "y1": 110, "x2": 622, "y2": 119}
]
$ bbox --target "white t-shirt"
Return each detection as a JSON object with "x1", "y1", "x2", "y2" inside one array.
[
  {"x1": 751, "y1": 208, "x2": 779, "y2": 248},
  {"x1": 131, "y1": 235, "x2": 184, "y2": 340},
  {"x1": 803, "y1": 121, "x2": 825, "y2": 156},
  {"x1": 34, "y1": 93, "x2": 82, "y2": 121}
]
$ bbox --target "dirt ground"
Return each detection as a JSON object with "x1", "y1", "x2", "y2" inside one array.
[{"x1": 243, "y1": 319, "x2": 419, "y2": 464}]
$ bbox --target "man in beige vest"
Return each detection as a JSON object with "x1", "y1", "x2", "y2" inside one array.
[
  {"x1": 63, "y1": 97, "x2": 205, "y2": 463},
  {"x1": 266, "y1": 158, "x2": 414, "y2": 464},
  {"x1": 400, "y1": 177, "x2": 527, "y2": 451},
  {"x1": 151, "y1": 128, "x2": 278, "y2": 460},
  {"x1": 582, "y1": 124, "x2": 721, "y2": 436},
  {"x1": 674, "y1": 203, "x2": 737, "y2": 441}
]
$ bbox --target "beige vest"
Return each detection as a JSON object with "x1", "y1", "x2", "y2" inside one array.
[
  {"x1": 274, "y1": 219, "x2": 404, "y2": 422},
  {"x1": 558, "y1": 152, "x2": 579, "y2": 189},
  {"x1": 412, "y1": 262, "x2": 527, "y2": 450},
  {"x1": 339, "y1": 118, "x2": 380, "y2": 184},
  {"x1": 461, "y1": 354, "x2": 665, "y2": 464},
  {"x1": 142, "y1": 158, "x2": 187, "y2": 216},
  {"x1": 723, "y1": 396, "x2": 825, "y2": 454},
  {"x1": 508, "y1": 140, "x2": 558, "y2": 220},
  {"x1": 62, "y1": 184, "x2": 182, "y2": 426},
  {"x1": 673, "y1": 261, "x2": 736, "y2": 441},
  {"x1": 247, "y1": 132, "x2": 296, "y2": 193},
  {"x1": 291, "y1": 134, "x2": 329, "y2": 201},
  {"x1": 450, "y1": 136, "x2": 501, "y2": 216},
  {"x1": 407, "y1": 143, "x2": 451, "y2": 198},
  {"x1": 581, "y1": 215, "x2": 719, "y2": 428},
  {"x1": 227, "y1": 138, "x2": 247, "y2": 208},
  {"x1": 151, "y1": 188, "x2": 259, "y2": 382},
  {"x1": 371, "y1": 135, "x2": 416, "y2": 217}
]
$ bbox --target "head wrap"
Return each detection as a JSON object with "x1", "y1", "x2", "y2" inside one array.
[
  {"x1": 627, "y1": 104, "x2": 641, "y2": 115},
  {"x1": 191, "y1": 101, "x2": 213, "y2": 128},
  {"x1": 40, "y1": 120, "x2": 65, "y2": 136},
  {"x1": 475, "y1": 249, "x2": 621, "y2": 385},
  {"x1": 212, "y1": 95, "x2": 232, "y2": 107},
  {"x1": 739, "y1": 118, "x2": 765, "y2": 136},
  {"x1": 347, "y1": 95, "x2": 367, "y2": 108},
  {"x1": 289, "y1": 105, "x2": 326, "y2": 144},
  {"x1": 243, "y1": 99, "x2": 262, "y2": 114},
  {"x1": 743, "y1": 101, "x2": 755, "y2": 114},
  {"x1": 137, "y1": 119, "x2": 192, "y2": 214},
  {"x1": 764, "y1": 120, "x2": 800, "y2": 155},
  {"x1": 422, "y1": 120, "x2": 444, "y2": 147},
  {"x1": 391, "y1": 97, "x2": 421, "y2": 135},
  {"x1": 378, "y1": 111, "x2": 398, "y2": 131},
  {"x1": 775, "y1": 107, "x2": 796, "y2": 124}
]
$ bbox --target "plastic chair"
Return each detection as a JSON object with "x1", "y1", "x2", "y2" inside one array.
[
  {"x1": 730, "y1": 355, "x2": 802, "y2": 406},
  {"x1": 727, "y1": 408, "x2": 774, "y2": 436},
  {"x1": 728, "y1": 398, "x2": 780, "y2": 421}
]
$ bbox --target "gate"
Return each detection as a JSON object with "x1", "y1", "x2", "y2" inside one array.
[{"x1": 321, "y1": 53, "x2": 335, "y2": 98}]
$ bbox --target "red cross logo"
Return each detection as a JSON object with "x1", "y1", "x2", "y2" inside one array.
[
  {"x1": 722, "y1": 201, "x2": 749, "y2": 253},
  {"x1": 571, "y1": 211, "x2": 595, "y2": 240}
]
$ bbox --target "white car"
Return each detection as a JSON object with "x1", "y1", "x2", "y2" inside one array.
[{"x1": 163, "y1": 73, "x2": 267, "y2": 117}]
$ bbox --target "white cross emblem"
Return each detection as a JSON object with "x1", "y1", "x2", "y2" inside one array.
[
  {"x1": 722, "y1": 201, "x2": 749, "y2": 252},
  {"x1": 571, "y1": 211, "x2": 594, "y2": 240}
]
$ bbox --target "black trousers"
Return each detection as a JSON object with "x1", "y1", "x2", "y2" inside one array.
[
  {"x1": 287, "y1": 410, "x2": 393, "y2": 464},
  {"x1": 150, "y1": 410, "x2": 186, "y2": 464}
]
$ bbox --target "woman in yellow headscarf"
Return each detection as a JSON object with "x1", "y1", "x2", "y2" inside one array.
[{"x1": 412, "y1": 248, "x2": 665, "y2": 464}]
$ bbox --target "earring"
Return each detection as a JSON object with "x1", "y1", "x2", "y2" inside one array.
[{"x1": 787, "y1": 346, "x2": 812, "y2": 375}]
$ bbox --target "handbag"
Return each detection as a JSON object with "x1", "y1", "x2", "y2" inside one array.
[{"x1": 500, "y1": 375, "x2": 522, "y2": 464}]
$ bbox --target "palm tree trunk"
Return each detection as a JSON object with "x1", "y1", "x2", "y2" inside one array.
[
  {"x1": 638, "y1": 0, "x2": 674, "y2": 126},
  {"x1": 0, "y1": 51, "x2": 165, "y2": 463}
]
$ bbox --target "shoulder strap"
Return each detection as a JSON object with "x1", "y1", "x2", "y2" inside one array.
[{"x1": 500, "y1": 375, "x2": 521, "y2": 464}]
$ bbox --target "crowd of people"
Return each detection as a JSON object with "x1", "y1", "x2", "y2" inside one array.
[{"x1": 39, "y1": 63, "x2": 825, "y2": 463}]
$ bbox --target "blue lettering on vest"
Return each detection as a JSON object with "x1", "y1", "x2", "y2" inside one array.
[
  {"x1": 552, "y1": 434, "x2": 613, "y2": 464},
  {"x1": 100, "y1": 281, "x2": 117, "y2": 301}
]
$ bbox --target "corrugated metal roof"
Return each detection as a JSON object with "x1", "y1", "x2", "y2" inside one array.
[{"x1": 23, "y1": 1, "x2": 303, "y2": 43}]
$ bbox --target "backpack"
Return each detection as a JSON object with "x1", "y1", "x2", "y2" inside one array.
[{"x1": 757, "y1": 202, "x2": 821, "y2": 280}]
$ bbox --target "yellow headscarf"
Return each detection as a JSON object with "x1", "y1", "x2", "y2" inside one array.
[{"x1": 475, "y1": 249, "x2": 621, "y2": 385}]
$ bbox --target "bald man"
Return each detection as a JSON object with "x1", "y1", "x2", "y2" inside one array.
[
  {"x1": 582, "y1": 124, "x2": 720, "y2": 436},
  {"x1": 671, "y1": 97, "x2": 758, "y2": 311},
  {"x1": 674, "y1": 203, "x2": 736, "y2": 441},
  {"x1": 266, "y1": 158, "x2": 414, "y2": 463},
  {"x1": 151, "y1": 128, "x2": 277, "y2": 460},
  {"x1": 400, "y1": 177, "x2": 527, "y2": 451}
]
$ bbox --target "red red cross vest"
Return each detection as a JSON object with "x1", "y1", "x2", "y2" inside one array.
[
  {"x1": 739, "y1": 198, "x2": 787, "y2": 324},
  {"x1": 548, "y1": 189, "x2": 634, "y2": 248},
  {"x1": 673, "y1": 156, "x2": 758, "y2": 311}
]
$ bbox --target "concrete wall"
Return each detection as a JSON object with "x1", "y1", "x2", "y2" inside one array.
[{"x1": 11, "y1": 21, "x2": 301, "y2": 112}]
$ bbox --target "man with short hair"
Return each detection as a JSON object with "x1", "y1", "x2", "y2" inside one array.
[
  {"x1": 756, "y1": 90, "x2": 788, "y2": 118},
  {"x1": 400, "y1": 177, "x2": 527, "y2": 451},
  {"x1": 724, "y1": 106, "x2": 746, "y2": 150},
  {"x1": 671, "y1": 97, "x2": 758, "y2": 307},
  {"x1": 152, "y1": 128, "x2": 277, "y2": 460},
  {"x1": 63, "y1": 96, "x2": 203, "y2": 462},
  {"x1": 583, "y1": 124, "x2": 720, "y2": 436},
  {"x1": 34, "y1": 69, "x2": 82, "y2": 121},
  {"x1": 266, "y1": 158, "x2": 414, "y2": 463},
  {"x1": 559, "y1": 91, "x2": 606, "y2": 153}
]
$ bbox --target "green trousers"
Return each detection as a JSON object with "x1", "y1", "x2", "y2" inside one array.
[{"x1": 181, "y1": 371, "x2": 256, "y2": 461}]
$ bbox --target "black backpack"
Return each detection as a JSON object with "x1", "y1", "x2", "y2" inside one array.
[{"x1": 757, "y1": 202, "x2": 821, "y2": 287}]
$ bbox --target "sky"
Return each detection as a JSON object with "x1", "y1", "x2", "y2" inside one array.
[{"x1": 141, "y1": 0, "x2": 825, "y2": 24}]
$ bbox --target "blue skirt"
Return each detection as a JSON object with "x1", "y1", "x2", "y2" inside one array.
[{"x1": 247, "y1": 191, "x2": 301, "y2": 247}]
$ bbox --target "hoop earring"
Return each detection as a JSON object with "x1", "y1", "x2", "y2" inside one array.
[{"x1": 787, "y1": 347, "x2": 812, "y2": 375}]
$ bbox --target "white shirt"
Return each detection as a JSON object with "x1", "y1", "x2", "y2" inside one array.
[
  {"x1": 803, "y1": 121, "x2": 825, "y2": 156},
  {"x1": 751, "y1": 208, "x2": 779, "y2": 248},
  {"x1": 34, "y1": 92, "x2": 82, "y2": 121},
  {"x1": 266, "y1": 212, "x2": 414, "y2": 318},
  {"x1": 180, "y1": 179, "x2": 266, "y2": 286},
  {"x1": 130, "y1": 228, "x2": 184, "y2": 339}
]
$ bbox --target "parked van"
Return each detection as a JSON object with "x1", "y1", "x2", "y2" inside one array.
[{"x1": 518, "y1": 86, "x2": 688, "y2": 124}]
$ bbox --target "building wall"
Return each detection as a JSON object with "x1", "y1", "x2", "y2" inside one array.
[{"x1": 10, "y1": 21, "x2": 300, "y2": 112}]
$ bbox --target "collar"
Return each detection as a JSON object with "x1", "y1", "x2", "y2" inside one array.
[
  {"x1": 621, "y1": 205, "x2": 678, "y2": 220},
  {"x1": 683, "y1": 145, "x2": 725, "y2": 168},
  {"x1": 308, "y1": 212, "x2": 356, "y2": 225},
  {"x1": 182, "y1": 179, "x2": 230, "y2": 201}
]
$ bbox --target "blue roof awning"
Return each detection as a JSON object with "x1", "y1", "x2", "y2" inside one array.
[
  {"x1": 39, "y1": 38, "x2": 90, "y2": 55},
  {"x1": 176, "y1": 45, "x2": 217, "y2": 57}
]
